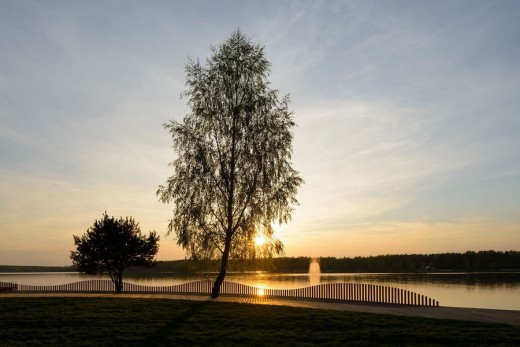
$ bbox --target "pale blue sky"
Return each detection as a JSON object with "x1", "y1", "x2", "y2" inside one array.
[{"x1": 1, "y1": 0, "x2": 519, "y2": 265}]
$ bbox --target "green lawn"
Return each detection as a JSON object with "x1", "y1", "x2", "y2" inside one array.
[{"x1": 1, "y1": 297, "x2": 519, "y2": 346}]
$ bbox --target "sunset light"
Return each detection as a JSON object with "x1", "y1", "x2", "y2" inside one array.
[
  {"x1": 0, "y1": 1, "x2": 518, "y2": 267},
  {"x1": 1, "y1": 2, "x2": 519, "y2": 345},
  {"x1": 254, "y1": 235, "x2": 266, "y2": 247}
]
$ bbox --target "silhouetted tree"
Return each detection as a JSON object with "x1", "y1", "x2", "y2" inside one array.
[
  {"x1": 70, "y1": 212, "x2": 159, "y2": 293},
  {"x1": 158, "y1": 30, "x2": 302, "y2": 297}
]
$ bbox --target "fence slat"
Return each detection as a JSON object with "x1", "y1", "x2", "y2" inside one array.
[{"x1": 3, "y1": 279, "x2": 438, "y2": 306}]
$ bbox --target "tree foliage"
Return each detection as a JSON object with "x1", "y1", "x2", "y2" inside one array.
[
  {"x1": 158, "y1": 30, "x2": 302, "y2": 297},
  {"x1": 70, "y1": 212, "x2": 159, "y2": 293}
]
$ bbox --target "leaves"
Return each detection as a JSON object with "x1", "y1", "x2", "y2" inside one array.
[
  {"x1": 158, "y1": 30, "x2": 302, "y2": 263},
  {"x1": 70, "y1": 212, "x2": 159, "y2": 284}
]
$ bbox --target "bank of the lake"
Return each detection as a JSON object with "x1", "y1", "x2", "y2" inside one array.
[
  {"x1": 2, "y1": 271, "x2": 519, "y2": 310},
  {"x1": 1, "y1": 297, "x2": 519, "y2": 346}
]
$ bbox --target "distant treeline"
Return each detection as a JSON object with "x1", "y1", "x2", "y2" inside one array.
[
  {"x1": 127, "y1": 250, "x2": 520, "y2": 274},
  {"x1": 2, "y1": 251, "x2": 519, "y2": 274},
  {"x1": 0, "y1": 265, "x2": 75, "y2": 273},
  {"x1": 314, "y1": 250, "x2": 520, "y2": 273}
]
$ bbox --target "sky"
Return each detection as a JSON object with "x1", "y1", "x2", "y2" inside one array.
[{"x1": 1, "y1": 0, "x2": 519, "y2": 266}]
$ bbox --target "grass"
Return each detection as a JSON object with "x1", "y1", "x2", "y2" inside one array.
[{"x1": 1, "y1": 297, "x2": 519, "y2": 346}]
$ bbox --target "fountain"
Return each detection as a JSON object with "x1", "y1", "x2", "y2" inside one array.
[{"x1": 309, "y1": 257, "x2": 321, "y2": 286}]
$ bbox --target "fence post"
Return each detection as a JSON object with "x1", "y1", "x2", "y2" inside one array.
[{"x1": 4, "y1": 280, "x2": 438, "y2": 306}]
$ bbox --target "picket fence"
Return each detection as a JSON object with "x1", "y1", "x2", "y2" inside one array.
[{"x1": 0, "y1": 280, "x2": 439, "y2": 306}]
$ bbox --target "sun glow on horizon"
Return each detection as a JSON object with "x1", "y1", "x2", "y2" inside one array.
[{"x1": 254, "y1": 235, "x2": 266, "y2": 247}]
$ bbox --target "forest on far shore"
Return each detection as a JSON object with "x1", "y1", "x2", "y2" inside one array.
[{"x1": 1, "y1": 250, "x2": 518, "y2": 274}]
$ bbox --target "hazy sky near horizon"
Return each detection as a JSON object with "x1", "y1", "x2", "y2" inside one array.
[{"x1": 1, "y1": 0, "x2": 519, "y2": 265}]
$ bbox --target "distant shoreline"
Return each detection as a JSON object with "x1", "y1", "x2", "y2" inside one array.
[
  {"x1": 2, "y1": 250, "x2": 519, "y2": 274},
  {"x1": 0, "y1": 265, "x2": 75, "y2": 273}
]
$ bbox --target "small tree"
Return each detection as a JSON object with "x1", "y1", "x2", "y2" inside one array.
[
  {"x1": 158, "y1": 30, "x2": 302, "y2": 297},
  {"x1": 70, "y1": 212, "x2": 159, "y2": 293}
]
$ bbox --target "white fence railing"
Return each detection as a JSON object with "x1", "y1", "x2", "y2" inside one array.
[{"x1": 0, "y1": 280, "x2": 439, "y2": 306}]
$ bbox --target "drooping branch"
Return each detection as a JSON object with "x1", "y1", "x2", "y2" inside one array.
[{"x1": 158, "y1": 30, "x2": 302, "y2": 297}]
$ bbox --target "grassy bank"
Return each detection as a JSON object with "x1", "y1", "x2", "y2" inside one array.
[{"x1": 1, "y1": 297, "x2": 519, "y2": 346}]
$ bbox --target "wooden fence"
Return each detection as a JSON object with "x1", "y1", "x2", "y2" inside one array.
[{"x1": 0, "y1": 280, "x2": 439, "y2": 306}]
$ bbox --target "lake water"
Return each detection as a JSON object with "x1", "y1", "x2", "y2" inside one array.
[{"x1": 1, "y1": 272, "x2": 519, "y2": 311}]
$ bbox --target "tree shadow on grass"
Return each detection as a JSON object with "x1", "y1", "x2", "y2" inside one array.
[{"x1": 141, "y1": 301, "x2": 207, "y2": 346}]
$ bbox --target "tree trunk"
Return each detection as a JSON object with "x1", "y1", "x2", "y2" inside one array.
[
  {"x1": 115, "y1": 272, "x2": 123, "y2": 294},
  {"x1": 211, "y1": 265, "x2": 226, "y2": 298},
  {"x1": 212, "y1": 108, "x2": 237, "y2": 299},
  {"x1": 211, "y1": 233, "x2": 232, "y2": 298}
]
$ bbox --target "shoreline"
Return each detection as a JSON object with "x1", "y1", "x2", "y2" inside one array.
[{"x1": 2, "y1": 292, "x2": 519, "y2": 326}]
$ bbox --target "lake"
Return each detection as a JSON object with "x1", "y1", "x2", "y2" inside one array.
[{"x1": 1, "y1": 272, "x2": 519, "y2": 311}]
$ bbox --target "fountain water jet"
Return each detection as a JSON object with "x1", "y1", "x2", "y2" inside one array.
[{"x1": 309, "y1": 257, "x2": 321, "y2": 286}]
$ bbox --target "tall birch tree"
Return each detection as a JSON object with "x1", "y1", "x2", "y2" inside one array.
[{"x1": 158, "y1": 30, "x2": 302, "y2": 297}]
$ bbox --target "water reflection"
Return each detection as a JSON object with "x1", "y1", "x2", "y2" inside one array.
[
  {"x1": 1, "y1": 272, "x2": 519, "y2": 310},
  {"x1": 2, "y1": 272, "x2": 518, "y2": 289}
]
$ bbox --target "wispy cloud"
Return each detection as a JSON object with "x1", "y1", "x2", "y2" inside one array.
[{"x1": 1, "y1": 1, "x2": 519, "y2": 264}]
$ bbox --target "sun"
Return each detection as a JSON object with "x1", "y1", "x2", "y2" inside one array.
[{"x1": 254, "y1": 234, "x2": 266, "y2": 247}]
